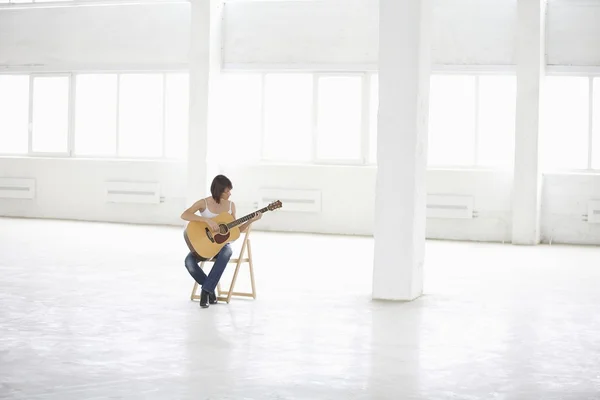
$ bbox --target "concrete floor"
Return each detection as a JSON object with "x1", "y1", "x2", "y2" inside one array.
[{"x1": 1, "y1": 217, "x2": 599, "y2": 400}]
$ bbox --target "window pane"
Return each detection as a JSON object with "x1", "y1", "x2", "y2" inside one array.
[
  {"x1": 428, "y1": 75, "x2": 476, "y2": 166},
  {"x1": 0, "y1": 76, "x2": 29, "y2": 154},
  {"x1": 32, "y1": 76, "x2": 69, "y2": 153},
  {"x1": 263, "y1": 73, "x2": 312, "y2": 162},
  {"x1": 478, "y1": 76, "x2": 517, "y2": 168},
  {"x1": 212, "y1": 73, "x2": 261, "y2": 164},
  {"x1": 542, "y1": 76, "x2": 589, "y2": 170},
  {"x1": 165, "y1": 73, "x2": 189, "y2": 160},
  {"x1": 368, "y1": 74, "x2": 378, "y2": 164},
  {"x1": 592, "y1": 78, "x2": 600, "y2": 169},
  {"x1": 74, "y1": 74, "x2": 117, "y2": 156},
  {"x1": 316, "y1": 76, "x2": 362, "y2": 161},
  {"x1": 118, "y1": 74, "x2": 163, "y2": 158}
]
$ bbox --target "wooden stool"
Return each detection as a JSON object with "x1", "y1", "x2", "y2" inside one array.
[{"x1": 190, "y1": 225, "x2": 256, "y2": 304}]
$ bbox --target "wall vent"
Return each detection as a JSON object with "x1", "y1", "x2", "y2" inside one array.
[
  {"x1": 587, "y1": 200, "x2": 600, "y2": 224},
  {"x1": 105, "y1": 181, "x2": 160, "y2": 204},
  {"x1": 258, "y1": 188, "x2": 321, "y2": 213},
  {"x1": 426, "y1": 194, "x2": 474, "y2": 219},
  {"x1": 0, "y1": 178, "x2": 35, "y2": 199}
]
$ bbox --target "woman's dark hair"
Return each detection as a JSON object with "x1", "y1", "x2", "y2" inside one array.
[{"x1": 210, "y1": 175, "x2": 233, "y2": 203}]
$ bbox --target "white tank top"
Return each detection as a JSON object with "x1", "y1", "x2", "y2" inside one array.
[
  {"x1": 183, "y1": 199, "x2": 233, "y2": 232},
  {"x1": 200, "y1": 198, "x2": 232, "y2": 218}
]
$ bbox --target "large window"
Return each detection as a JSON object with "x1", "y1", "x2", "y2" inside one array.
[
  {"x1": 263, "y1": 73, "x2": 313, "y2": 162},
  {"x1": 75, "y1": 74, "x2": 118, "y2": 156},
  {"x1": 316, "y1": 75, "x2": 363, "y2": 161},
  {"x1": 477, "y1": 76, "x2": 517, "y2": 168},
  {"x1": 427, "y1": 74, "x2": 516, "y2": 168},
  {"x1": 212, "y1": 73, "x2": 262, "y2": 163},
  {"x1": 31, "y1": 76, "x2": 70, "y2": 154},
  {"x1": 0, "y1": 72, "x2": 189, "y2": 159},
  {"x1": 164, "y1": 73, "x2": 189, "y2": 160},
  {"x1": 428, "y1": 75, "x2": 477, "y2": 166},
  {"x1": 118, "y1": 74, "x2": 164, "y2": 158},
  {"x1": 0, "y1": 75, "x2": 29, "y2": 154},
  {"x1": 214, "y1": 72, "x2": 518, "y2": 168},
  {"x1": 542, "y1": 75, "x2": 600, "y2": 171},
  {"x1": 214, "y1": 72, "x2": 374, "y2": 165}
]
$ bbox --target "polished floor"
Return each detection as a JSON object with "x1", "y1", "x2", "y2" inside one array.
[{"x1": 1, "y1": 217, "x2": 599, "y2": 399}]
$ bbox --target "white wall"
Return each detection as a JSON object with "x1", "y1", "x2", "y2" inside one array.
[
  {"x1": 0, "y1": 2, "x2": 190, "y2": 71},
  {"x1": 223, "y1": 0, "x2": 600, "y2": 68},
  {"x1": 547, "y1": 1, "x2": 600, "y2": 66},
  {"x1": 218, "y1": 164, "x2": 513, "y2": 242},
  {"x1": 223, "y1": 0, "x2": 379, "y2": 67},
  {"x1": 0, "y1": 158, "x2": 187, "y2": 225},
  {"x1": 541, "y1": 173, "x2": 600, "y2": 245},
  {"x1": 223, "y1": 0, "x2": 517, "y2": 68},
  {"x1": 432, "y1": 0, "x2": 516, "y2": 66}
]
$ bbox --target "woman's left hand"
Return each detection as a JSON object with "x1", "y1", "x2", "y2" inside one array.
[{"x1": 251, "y1": 211, "x2": 262, "y2": 222}]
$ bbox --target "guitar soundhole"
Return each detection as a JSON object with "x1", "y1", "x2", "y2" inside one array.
[{"x1": 219, "y1": 224, "x2": 229, "y2": 235}]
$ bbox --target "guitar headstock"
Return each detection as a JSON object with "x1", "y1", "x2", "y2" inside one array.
[{"x1": 267, "y1": 200, "x2": 283, "y2": 211}]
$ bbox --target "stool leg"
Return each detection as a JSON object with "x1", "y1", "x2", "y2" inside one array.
[
  {"x1": 190, "y1": 282, "x2": 199, "y2": 301},
  {"x1": 247, "y1": 240, "x2": 257, "y2": 299}
]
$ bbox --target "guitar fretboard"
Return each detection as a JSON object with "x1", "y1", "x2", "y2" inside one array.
[{"x1": 227, "y1": 206, "x2": 270, "y2": 229}]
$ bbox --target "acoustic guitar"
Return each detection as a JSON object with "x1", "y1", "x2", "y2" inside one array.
[{"x1": 184, "y1": 200, "x2": 283, "y2": 260}]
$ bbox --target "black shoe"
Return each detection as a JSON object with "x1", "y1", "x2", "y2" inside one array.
[
  {"x1": 209, "y1": 292, "x2": 218, "y2": 305},
  {"x1": 200, "y1": 290, "x2": 209, "y2": 308}
]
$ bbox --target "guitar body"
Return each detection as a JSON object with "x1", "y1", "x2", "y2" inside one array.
[{"x1": 184, "y1": 212, "x2": 241, "y2": 260}]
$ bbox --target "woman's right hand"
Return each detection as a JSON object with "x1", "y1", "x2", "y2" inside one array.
[{"x1": 206, "y1": 219, "x2": 220, "y2": 233}]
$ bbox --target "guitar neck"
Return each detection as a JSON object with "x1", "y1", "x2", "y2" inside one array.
[{"x1": 227, "y1": 206, "x2": 270, "y2": 229}]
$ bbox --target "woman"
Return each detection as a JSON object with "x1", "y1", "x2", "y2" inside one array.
[{"x1": 181, "y1": 175, "x2": 261, "y2": 308}]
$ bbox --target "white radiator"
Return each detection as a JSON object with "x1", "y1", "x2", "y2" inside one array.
[
  {"x1": 587, "y1": 200, "x2": 600, "y2": 224},
  {"x1": 105, "y1": 181, "x2": 160, "y2": 204},
  {"x1": 0, "y1": 178, "x2": 35, "y2": 199},
  {"x1": 258, "y1": 188, "x2": 321, "y2": 213},
  {"x1": 426, "y1": 194, "x2": 474, "y2": 219}
]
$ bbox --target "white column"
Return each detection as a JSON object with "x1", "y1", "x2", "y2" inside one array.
[
  {"x1": 373, "y1": 0, "x2": 432, "y2": 301},
  {"x1": 187, "y1": 0, "x2": 223, "y2": 203},
  {"x1": 512, "y1": 0, "x2": 546, "y2": 245}
]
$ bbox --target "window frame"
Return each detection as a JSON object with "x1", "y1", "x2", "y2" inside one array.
[
  {"x1": 313, "y1": 72, "x2": 368, "y2": 165},
  {"x1": 225, "y1": 70, "x2": 376, "y2": 166},
  {"x1": 115, "y1": 72, "x2": 166, "y2": 160},
  {"x1": 544, "y1": 68, "x2": 600, "y2": 172},
  {"x1": 259, "y1": 71, "x2": 314, "y2": 163},
  {"x1": 0, "y1": 68, "x2": 547, "y2": 169},
  {"x1": 29, "y1": 73, "x2": 72, "y2": 157},
  {"x1": 426, "y1": 71, "x2": 517, "y2": 170},
  {"x1": 0, "y1": 70, "x2": 188, "y2": 161},
  {"x1": 0, "y1": 73, "x2": 31, "y2": 156},
  {"x1": 72, "y1": 72, "x2": 119, "y2": 159}
]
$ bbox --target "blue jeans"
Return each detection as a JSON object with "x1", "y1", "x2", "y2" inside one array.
[{"x1": 184, "y1": 244, "x2": 233, "y2": 294}]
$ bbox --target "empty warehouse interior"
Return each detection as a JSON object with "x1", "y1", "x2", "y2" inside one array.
[{"x1": 1, "y1": 0, "x2": 600, "y2": 398}]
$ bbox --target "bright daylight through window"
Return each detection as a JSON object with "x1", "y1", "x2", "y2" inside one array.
[
  {"x1": 0, "y1": 72, "x2": 189, "y2": 160},
  {"x1": 2, "y1": 69, "x2": 600, "y2": 172}
]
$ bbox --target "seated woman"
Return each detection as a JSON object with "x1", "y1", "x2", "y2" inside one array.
[{"x1": 181, "y1": 175, "x2": 261, "y2": 308}]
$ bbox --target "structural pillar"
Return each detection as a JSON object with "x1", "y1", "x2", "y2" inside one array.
[
  {"x1": 512, "y1": 0, "x2": 546, "y2": 245},
  {"x1": 373, "y1": 0, "x2": 432, "y2": 301},
  {"x1": 187, "y1": 0, "x2": 223, "y2": 204}
]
